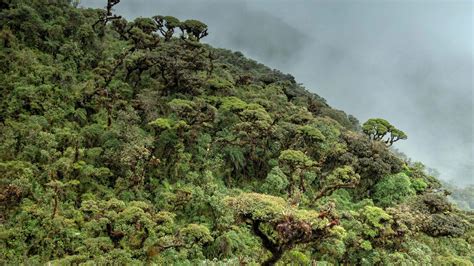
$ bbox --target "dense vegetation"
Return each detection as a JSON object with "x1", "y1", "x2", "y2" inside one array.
[{"x1": 0, "y1": 1, "x2": 472, "y2": 265}]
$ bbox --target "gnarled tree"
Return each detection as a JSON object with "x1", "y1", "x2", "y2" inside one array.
[
  {"x1": 153, "y1": 15, "x2": 181, "y2": 41},
  {"x1": 362, "y1": 118, "x2": 407, "y2": 146},
  {"x1": 180, "y1": 19, "x2": 208, "y2": 41},
  {"x1": 314, "y1": 165, "x2": 360, "y2": 201},
  {"x1": 93, "y1": 0, "x2": 122, "y2": 35},
  {"x1": 224, "y1": 193, "x2": 343, "y2": 266},
  {"x1": 278, "y1": 149, "x2": 316, "y2": 197}
]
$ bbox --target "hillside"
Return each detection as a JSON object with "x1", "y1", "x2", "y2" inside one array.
[{"x1": 0, "y1": 1, "x2": 472, "y2": 265}]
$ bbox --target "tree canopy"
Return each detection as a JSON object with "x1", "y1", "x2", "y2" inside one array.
[{"x1": 362, "y1": 118, "x2": 407, "y2": 146}]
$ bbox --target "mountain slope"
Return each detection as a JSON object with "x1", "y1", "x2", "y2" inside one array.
[{"x1": 0, "y1": 1, "x2": 472, "y2": 265}]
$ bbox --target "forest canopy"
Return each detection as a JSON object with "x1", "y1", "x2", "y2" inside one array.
[{"x1": 0, "y1": 0, "x2": 472, "y2": 265}]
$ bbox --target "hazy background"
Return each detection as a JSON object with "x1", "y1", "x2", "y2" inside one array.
[{"x1": 82, "y1": 0, "x2": 473, "y2": 185}]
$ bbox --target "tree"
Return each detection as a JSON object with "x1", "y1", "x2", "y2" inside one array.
[
  {"x1": 149, "y1": 40, "x2": 210, "y2": 94},
  {"x1": 362, "y1": 118, "x2": 391, "y2": 141},
  {"x1": 224, "y1": 193, "x2": 343, "y2": 266},
  {"x1": 93, "y1": 0, "x2": 122, "y2": 35},
  {"x1": 278, "y1": 149, "x2": 316, "y2": 197},
  {"x1": 292, "y1": 124, "x2": 326, "y2": 158},
  {"x1": 0, "y1": 161, "x2": 36, "y2": 213},
  {"x1": 179, "y1": 19, "x2": 208, "y2": 41},
  {"x1": 314, "y1": 166, "x2": 360, "y2": 201},
  {"x1": 362, "y1": 118, "x2": 407, "y2": 146},
  {"x1": 372, "y1": 173, "x2": 416, "y2": 207},
  {"x1": 217, "y1": 102, "x2": 275, "y2": 180},
  {"x1": 385, "y1": 128, "x2": 407, "y2": 146},
  {"x1": 46, "y1": 179, "x2": 79, "y2": 219},
  {"x1": 153, "y1": 15, "x2": 181, "y2": 41},
  {"x1": 333, "y1": 132, "x2": 403, "y2": 196},
  {"x1": 148, "y1": 117, "x2": 189, "y2": 179}
]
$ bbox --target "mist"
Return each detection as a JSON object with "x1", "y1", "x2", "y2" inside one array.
[{"x1": 81, "y1": 0, "x2": 473, "y2": 185}]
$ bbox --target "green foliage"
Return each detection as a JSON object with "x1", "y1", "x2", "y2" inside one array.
[
  {"x1": 219, "y1": 96, "x2": 248, "y2": 112},
  {"x1": 297, "y1": 124, "x2": 326, "y2": 142},
  {"x1": 207, "y1": 227, "x2": 261, "y2": 261},
  {"x1": 335, "y1": 132, "x2": 403, "y2": 196},
  {"x1": 279, "y1": 149, "x2": 313, "y2": 167},
  {"x1": 373, "y1": 173, "x2": 416, "y2": 207},
  {"x1": 425, "y1": 213, "x2": 468, "y2": 237},
  {"x1": 180, "y1": 19, "x2": 209, "y2": 41},
  {"x1": 362, "y1": 118, "x2": 392, "y2": 139},
  {"x1": 261, "y1": 167, "x2": 289, "y2": 196},
  {"x1": 0, "y1": 1, "x2": 472, "y2": 265},
  {"x1": 225, "y1": 192, "x2": 344, "y2": 265},
  {"x1": 148, "y1": 117, "x2": 173, "y2": 130},
  {"x1": 278, "y1": 149, "x2": 316, "y2": 198},
  {"x1": 362, "y1": 206, "x2": 392, "y2": 229},
  {"x1": 411, "y1": 178, "x2": 428, "y2": 192},
  {"x1": 283, "y1": 250, "x2": 311, "y2": 265},
  {"x1": 224, "y1": 192, "x2": 288, "y2": 221},
  {"x1": 362, "y1": 118, "x2": 407, "y2": 146},
  {"x1": 314, "y1": 166, "x2": 361, "y2": 202}
]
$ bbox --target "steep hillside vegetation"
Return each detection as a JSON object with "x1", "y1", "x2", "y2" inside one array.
[{"x1": 0, "y1": 1, "x2": 472, "y2": 265}]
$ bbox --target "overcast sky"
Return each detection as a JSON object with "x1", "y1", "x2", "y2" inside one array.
[{"x1": 82, "y1": 0, "x2": 473, "y2": 185}]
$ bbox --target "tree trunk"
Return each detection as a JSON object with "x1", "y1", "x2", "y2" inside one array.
[
  {"x1": 262, "y1": 251, "x2": 283, "y2": 266},
  {"x1": 51, "y1": 194, "x2": 58, "y2": 219},
  {"x1": 250, "y1": 219, "x2": 285, "y2": 266}
]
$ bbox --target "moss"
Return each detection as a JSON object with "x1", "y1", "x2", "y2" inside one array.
[
  {"x1": 297, "y1": 125, "x2": 326, "y2": 142},
  {"x1": 224, "y1": 192, "x2": 288, "y2": 220},
  {"x1": 220, "y1": 97, "x2": 248, "y2": 112},
  {"x1": 279, "y1": 149, "x2": 314, "y2": 167},
  {"x1": 362, "y1": 206, "x2": 392, "y2": 229}
]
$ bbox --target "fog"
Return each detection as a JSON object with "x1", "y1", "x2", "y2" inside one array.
[{"x1": 81, "y1": 0, "x2": 473, "y2": 185}]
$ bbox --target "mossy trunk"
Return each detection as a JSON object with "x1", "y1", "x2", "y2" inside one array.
[{"x1": 262, "y1": 251, "x2": 284, "y2": 266}]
